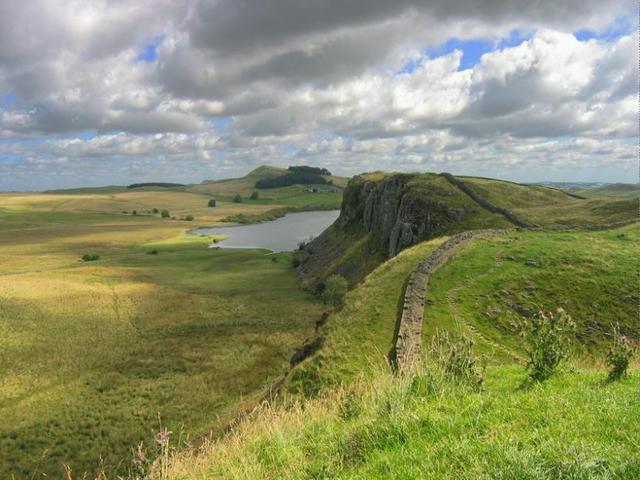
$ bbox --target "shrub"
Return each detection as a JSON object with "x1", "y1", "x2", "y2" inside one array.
[
  {"x1": 208, "y1": 199, "x2": 216, "y2": 207},
  {"x1": 147, "y1": 250, "x2": 158, "y2": 255},
  {"x1": 132, "y1": 210, "x2": 137, "y2": 215},
  {"x1": 250, "y1": 191, "x2": 259, "y2": 200},
  {"x1": 321, "y1": 275, "x2": 348, "y2": 306},
  {"x1": 184, "y1": 214, "x2": 194, "y2": 221},
  {"x1": 523, "y1": 308, "x2": 576, "y2": 382},
  {"x1": 606, "y1": 324, "x2": 635, "y2": 381},
  {"x1": 81, "y1": 253, "x2": 100, "y2": 262},
  {"x1": 430, "y1": 333, "x2": 484, "y2": 389},
  {"x1": 152, "y1": 208, "x2": 159, "y2": 213},
  {"x1": 233, "y1": 194, "x2": 242, "y2": 203},
  {"x1": 160, "y1": 209, "x2": 170, "y2": 218}
]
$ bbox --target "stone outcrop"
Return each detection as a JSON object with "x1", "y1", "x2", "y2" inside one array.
[
  {"x1": 394, "y1": 229, "x2": 508, "y2": 373},
  {"x1": 338, "y1": 174, "x2": 481, "y2": 258}
]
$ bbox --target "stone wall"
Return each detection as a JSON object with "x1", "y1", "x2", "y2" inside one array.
[
  {"x1": 394, "y1": 229, "x2": 508, "y2": 372},
  {"x1": 440, "y1": 173, "x2": 536, "y2": 228}
]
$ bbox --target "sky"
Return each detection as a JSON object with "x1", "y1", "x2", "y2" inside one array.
[{"x1": 0, "y1": 0, "x2": 637, "y2": 191}]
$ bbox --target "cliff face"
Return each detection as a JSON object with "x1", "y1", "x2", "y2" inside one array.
[
  {"x1": 339, "y1": 173, "x2": 468, "y2": 257},
  {"x1": 297, "y1": 172, "x2": 502, "y2": 285}
]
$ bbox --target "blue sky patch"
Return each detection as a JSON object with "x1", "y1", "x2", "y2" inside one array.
[
  {"x1": 211, "y1": 116, "x2": 234, "y2": 131},
  {"x1": 575, "y1": 15, "x2": 635, "y2": 42},
  {"x1": 136, "y1": 35, "x2": 165, "y2": 62},
  {"x1": 399, "y1": 29, "x2": 531, "y2": 74},
  {"x1": 1, "y1": 92, "x2": 16, "y2": 106}
]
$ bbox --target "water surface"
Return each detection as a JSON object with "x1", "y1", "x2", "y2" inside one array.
[{"x1": 194, "y1": 210, "x2": 340, "y2": 252}]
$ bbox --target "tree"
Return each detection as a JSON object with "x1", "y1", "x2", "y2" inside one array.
[
  {"x1": 184, "y1": 214, "x2": 194, "y2": 221},
  {"x1": 161, "y1": 209, "x2": 170, "y2": 218},
  {"x1": 208, "y1": 199, "x2": 217, "y2": 207},
  {"x1": 250, "y1": 191, "x2": 259, "y2": 200},
  {"x1": 233, "y1": 194, "x2": 242, "y2": 203},
  {"x1": 321, "y1": 275, "x2": 349, "y2": 306}
]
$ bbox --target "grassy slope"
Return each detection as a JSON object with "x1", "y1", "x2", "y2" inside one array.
[
  {"x1": 165, "y1": 224, "x2": 639, "y2": 479},
  {"x1": 461, "y1": 177, "x2": 637, "y2": 226},
  {"x1": 288, "y1": 238, "x2": 445, "y2": 394},
  {"x1": 571, "y1": 183, "x2": 640, "y2": 199},
  {"x1": 424, "y1": 224, "x2": 639, "y2": 361},
  {"x1": 166, "y1": 365, "x2": 639, "y2": 479},
  {"x1": 291, "y1": 224, "x2": 638, "y2": 396},
  {"x1": 187, "y1": 166, "x2": 346, "y2": 211},
  {"x1": 0, "y1": 199, "x2": 325, "y2": 478}
]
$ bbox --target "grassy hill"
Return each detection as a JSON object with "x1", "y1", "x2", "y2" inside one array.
[
  {"x1": 0, "y1": 173, "x2": 342, "y2": 477},
  {"x1": 569, "y1": 183, "x2": 640, "y2": 199},
  {"x1": 296, "y1": 171, "x2": 636, "y2": 288},
  {"x1": 288, "y1": 224, "x2": 638, "y2": 395},
  {"x1": 188, "y1": 165, "x2": 347, "y2": 211},
  {"x1": 162, "y1": 224, "x2": 639, "y2": 479}
]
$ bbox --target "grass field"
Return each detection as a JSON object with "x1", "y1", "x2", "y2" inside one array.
[
  {"x1": 0, "y1": 193, "x2": 327, "y2": 478},
  {"x1": 162, "y1": 223, "x2": 639, "y2": 479},
  {"x1": 187, "y1": 166, "x2": 346, "y2": 210},
  {"x1": 288, "y1": 224, "x2": 638, "y2": 396},
  {"x1": 569, "y1": 183, "x2": 640, "y2": 199},
  {"x1": 424, "y1": 224, "x2": 639, "y2": 360},
  {"x1": 461, "y1": 177, "x2": 637, "y2": 227},
  {"x1": 164, "y1": 364, "x2": 639, "y2": 479}
]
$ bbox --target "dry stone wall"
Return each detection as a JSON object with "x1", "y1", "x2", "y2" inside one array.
[{"x1": 394, "y1": 229, "x2": 508, "y2": 372}]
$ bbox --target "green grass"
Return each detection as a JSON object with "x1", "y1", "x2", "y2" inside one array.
[
  {"x1": 164, "y1": 364, "x2": 639, "y2": 479},
  {"x1": 187, "y1": 165, "x2": 346, "y2": 212},
  {"x1": 570, "y1": 183, "x2": 640, "y2": 199},
  {"x1": 287, "y1": 238, "x2": 445, "y2": 395},
  {"x1": 460, "y1": 177, "x2": 637, "y2": 227},
  {"x1": 0, "y1": 207, "x2": 325, "y2": 478},
  {"x1": 424, "y1": 224, "x2": 639, "y2": 360}
]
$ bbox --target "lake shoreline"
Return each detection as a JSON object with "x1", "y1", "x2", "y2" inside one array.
[{"x1": 192, "y1": 209, "x2": 340, "y2": 253}]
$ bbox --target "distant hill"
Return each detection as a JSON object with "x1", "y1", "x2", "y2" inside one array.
[
  {"x1": 187, "y1": 165, "x2": 348, "y2": 212},
  {"x1": 569, "y1": 182, "x2": 640, "y2": 199}
]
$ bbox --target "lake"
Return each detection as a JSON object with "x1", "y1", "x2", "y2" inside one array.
[{"x1": 193, "y1": 210, "x2": 340, "y2": 252}]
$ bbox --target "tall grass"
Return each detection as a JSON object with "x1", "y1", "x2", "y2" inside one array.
[{"x1": 159, "y1": 360, "x2": 639, "y2": 480}]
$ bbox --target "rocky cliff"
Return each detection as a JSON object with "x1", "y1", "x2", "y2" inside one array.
[{"x1": 296, "y1": 172, "x2": 511, "y2": 285}]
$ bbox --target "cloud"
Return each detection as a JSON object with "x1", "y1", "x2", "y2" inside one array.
[{"x1": 0, "y1": 0, "x2": 637, "y2": 189}]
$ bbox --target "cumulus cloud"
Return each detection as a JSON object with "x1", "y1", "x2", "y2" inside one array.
[{"x1": 0, "y1": 0, "x2": 636, "y2": 189}]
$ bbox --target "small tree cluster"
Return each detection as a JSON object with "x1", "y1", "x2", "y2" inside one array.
[
  {"x1": 208, "y1": 199, "x2": 217, "y2": 207},
  {"x1": 233, "y1": 194, "x2": 242, "y2": 203},
  {"x1": 81, "y1": 253, "x2": 100, "y2": 262},
  {"x1": 160, "y1": 209, "x2": 170, "y2": 218}
]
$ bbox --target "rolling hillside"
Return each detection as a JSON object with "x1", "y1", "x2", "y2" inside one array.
[
  {"x1": 569, "y1": 183, "x2": 640, "y2": 199},
  {"x1": 188, "y1": 166, "x2": 348, "y2": 211},
  {"x1": 296, "y1": 171, "x2": 636, "y2": 287},
  {"x1": 163, "y1": 224, "x2": 639, "y2": 480}
]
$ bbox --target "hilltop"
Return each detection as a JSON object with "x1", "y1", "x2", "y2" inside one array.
[{"x1": 296, "y1": 171, "x2": 635, "y2": 286}]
